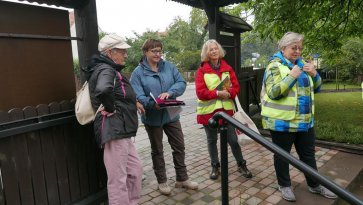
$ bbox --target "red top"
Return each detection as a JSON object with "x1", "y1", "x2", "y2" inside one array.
[{"x1": 195, "y1": 59, "x2": 240, "y2": 125}]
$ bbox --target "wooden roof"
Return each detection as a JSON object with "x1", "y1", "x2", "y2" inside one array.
[
  {"x1": 17, "y1": 0, "x2": 90, "y2": 8},
  {"x1": 169, "y1": 0, "x2": 247, "y2": 9},
  {"x1": 219, "y1": 12, "x2": 252, "y2": 32}
]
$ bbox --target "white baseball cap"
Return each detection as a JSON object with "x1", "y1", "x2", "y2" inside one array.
[{"x1": 98, "y1": 33, "x2": 131, "y2": 52}]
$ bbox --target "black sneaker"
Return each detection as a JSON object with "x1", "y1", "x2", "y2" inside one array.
[
  {"x1": 237, "y1": 161, "x2": 252, "y2": 178},
  {"x1": 209, "y1": 163, "x2": 220, "y2": 180}
]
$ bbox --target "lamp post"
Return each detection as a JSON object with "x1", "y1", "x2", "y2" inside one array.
[
  {"x1": 313, "y1": 53, "x2": 320, "y2": 70},
  {"x1": 252, "y1": 52, "x2": 260, "y2": 68},
  {"x1": 251, "y1": 57, "x2": 256, "y2": 67}
]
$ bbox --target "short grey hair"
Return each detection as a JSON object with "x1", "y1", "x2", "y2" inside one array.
[
  {"x1": 200, "y1": 39, "x2": 225, "y2": 62},
  {"x1": 278, "y1": 32, "x2": 304, "y2": 50},
  {"x1": 100, "y1": 50, "x2": 108, "y2": 56}
]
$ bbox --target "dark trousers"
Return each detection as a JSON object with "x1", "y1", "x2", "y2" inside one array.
[
  {"x1": 203, "y1": 124, "x2": 245, "y2": 165},
  {"x1": 270, "y1": 128, "x2": 319, "y2": 188},
  {"x1": 145, "y1": 120, "x2": 188, "y2": 183}
]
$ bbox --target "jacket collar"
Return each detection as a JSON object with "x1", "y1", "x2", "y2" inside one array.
[
  {"x1": 139, "y1": 56, "x2": 165, "y2": 72},
  {"x1": 82, "y1": 54, "x2": 124, "y2": 80},
  {"x1": 271, "y1": 51, "x2": 304, "y2": 69},
  {"x1": 201, "y1": 59, "x2": 231, "y2": 73}
]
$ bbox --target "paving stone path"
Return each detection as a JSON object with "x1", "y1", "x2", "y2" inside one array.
[{"x1": 134, "y1": 105, "x2": 338, "y2": 205}]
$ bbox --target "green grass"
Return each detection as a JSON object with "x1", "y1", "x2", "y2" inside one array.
[
  {"x1": 320, "y1": 82, "x2": 361, "y2": 90},
  {"x1": 315, "y1": 92, "x2": 363, "y2": 144}
]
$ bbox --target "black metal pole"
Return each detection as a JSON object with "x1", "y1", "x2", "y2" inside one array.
[{"x1": 220, "y1": 123, "x2": 229, "y2": 205}]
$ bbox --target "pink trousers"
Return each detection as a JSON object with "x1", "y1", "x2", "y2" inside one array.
[{"x1": 103, "y1": 138, "x2": 143, "y2": 205}]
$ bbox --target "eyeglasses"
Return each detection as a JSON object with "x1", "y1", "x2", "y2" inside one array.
[
  {"x1": 289, "y1": 45, "x2": 304, "y2": 52},
  {"x1": 150, "y1": 49, "x2": 163, "y2": 55},
  {"x1": 112, "y1": 49, "x2": 127, "y2": 56}
]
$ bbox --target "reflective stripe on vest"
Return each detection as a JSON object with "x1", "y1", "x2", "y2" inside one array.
[
  {"x1": 197, "y1": 72, "x2": 234, "y2": 115},
  {"x1": 261, "y1": 63, "x2": 315, "y2": 120}
]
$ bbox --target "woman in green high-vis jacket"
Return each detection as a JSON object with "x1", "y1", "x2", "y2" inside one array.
[{"x1": 261, "y1": 32, "x2": 337, "y2": 202}]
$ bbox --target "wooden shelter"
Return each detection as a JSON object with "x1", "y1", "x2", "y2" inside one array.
[
  {"x1": 0, "y1": 0, "x2": 106, "y2": 204},
  {"x1": 171, "y1": 0, "x2": 260, "y2": 113},
  {"x1": 0, "y1": 0, "x2": 99, "y2": 111},
  {"x1": 0, "y1": 0, "x2": 259, "y2": 204}
]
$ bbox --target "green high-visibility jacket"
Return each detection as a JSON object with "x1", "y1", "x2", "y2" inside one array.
[
  {"x1": 261, "y1": 63, "x2": 314, "y2": 120},
  {"x1": 197, "y1": 72, "x2": 234, "y2": 115}
]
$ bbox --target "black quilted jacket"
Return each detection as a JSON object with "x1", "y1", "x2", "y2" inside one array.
[{"x1": 84, "y1": 54, "x2": 138, "y2": 146}]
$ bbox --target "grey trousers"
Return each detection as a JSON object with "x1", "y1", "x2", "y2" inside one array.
[
  {"x1": 145, "y1": 120, "x2": 188, "y2": 183},
  {"x1": 203, "y1": 124, "x2": 245, "y2": 165}
]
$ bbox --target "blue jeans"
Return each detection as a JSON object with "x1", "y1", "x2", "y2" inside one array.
[
  {"x1": 203, "y1": 124, "x2": 245, "y2": 165},
  {"x1": 270, "y1": 128, "x2": 319, "y2": 188}
]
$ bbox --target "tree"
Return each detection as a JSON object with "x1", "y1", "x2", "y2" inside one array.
[
  {"x1": 341, "y1": 38, "x2": 363, "y2": 81},
  {"x1": 240, "y1": 32, "x2": 277, "y2": 67},
  {"x1": 123, "y1": 8, "x2": 208, "y2": 73},
  {"x1": 163, "y1": 8, "x2": 208, "y2": 71},
  {"x1": 321, "y1": 37, "x2": 363, "y2": 83},
  {"x1": 124, "y1": 31, "x2": 161, "y2": 73},
  {"x1": 242, "y1": 0, "x2": 363, "y2": 53}
]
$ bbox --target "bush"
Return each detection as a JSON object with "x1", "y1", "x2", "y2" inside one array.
[{"x1": 73, "y1": 58, "x2": 80, "y2": 79}]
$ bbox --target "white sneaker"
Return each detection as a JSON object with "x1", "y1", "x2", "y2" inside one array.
[
  {"x1": 279, "y1": 186, "x2": 296, "y2": 202},
  {"x1": 175, "y1": 180, "x2": 198, "y2": 190},
  {"x1": 158, "y1": 183, "x2": 171, "y2": 195},
  {"x1": 309, "y1": 185, "x2": 337, "y2": 199}
]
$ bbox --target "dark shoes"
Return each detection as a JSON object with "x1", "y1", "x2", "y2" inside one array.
[
  {"x1": 309, "y1": 185, "x2": 337, "y2": 199},
  {"x1": 210, "y1": 161, "x2": 252, "y2": 180},
  {"x1": 237, "y1": 161, "x2": 252, "y2": 178},
  {"x1": 209, "y1": 163, "x2": 220, "y2": 180}
]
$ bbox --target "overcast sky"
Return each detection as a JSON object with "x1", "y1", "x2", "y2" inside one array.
[
  {"x1": 4, "y1": 0, "x2": 192, "y2": 38},
  {"x1": 95, "y1": 0, "x2": 193, "y2": 38}
]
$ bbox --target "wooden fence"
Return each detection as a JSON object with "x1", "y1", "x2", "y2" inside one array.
[
  {"x1": 0, "y1": 67, "x2": 265, "y2": 205},
  {"x1": 0, "y1": 101, "x2": 107, "y2": 205}
]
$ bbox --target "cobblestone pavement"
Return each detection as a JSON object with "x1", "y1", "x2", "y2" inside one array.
[{"x1": 134, "y1": 83, "x2": 339, "y2": 205}]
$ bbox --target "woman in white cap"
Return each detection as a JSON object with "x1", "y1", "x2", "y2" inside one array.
[{"x1": 83, "y1": 33, "x2": 143, "y2": 205}]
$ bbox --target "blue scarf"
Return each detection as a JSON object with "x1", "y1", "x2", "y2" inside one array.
[{"x1": 270, "y1": 51, "x2": 304, "y2": 69}]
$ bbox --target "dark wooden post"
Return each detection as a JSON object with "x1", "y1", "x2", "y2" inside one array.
[
  {"x1": 234, "y1": 32, "x2": 241, "y2": 73},
  {"x1": 74, "y1": 0, "x2": 99, "y2": 83},
  {"x1": 201, "y1": 0, "x2": 220, "y2": 41}
]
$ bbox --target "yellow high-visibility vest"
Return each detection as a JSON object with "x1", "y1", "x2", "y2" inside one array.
[
  {"x1": 197, "y1": 72, "x2": 234, "y2": 115},
  {"x1": 261, "y1": 63, "x2": 314, "y2": 120}
]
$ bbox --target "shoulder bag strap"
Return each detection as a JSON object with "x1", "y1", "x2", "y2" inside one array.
[{"x1": 234, "y1": 96, "x2": 244, "y2": 112}]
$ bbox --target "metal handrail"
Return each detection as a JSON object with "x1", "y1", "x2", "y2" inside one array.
[{"x1": 208, "y1": 111, "x2": 363, "y2": 205}]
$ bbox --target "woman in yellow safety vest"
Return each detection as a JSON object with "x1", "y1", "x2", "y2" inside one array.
[
  {"x1": 261, "y1": 32, "x2": 337, "y2": 202},
  {"x1": 195, "y1": 39, "x2": 252, "y2": 180}
]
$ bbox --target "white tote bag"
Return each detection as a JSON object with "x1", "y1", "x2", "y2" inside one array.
[
  {"x1": 75, "y1": 81, "x2": 96, "y2": 125},
  {"x1": 233, "y1": 96, "x2": 260, "y2": 144}
]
